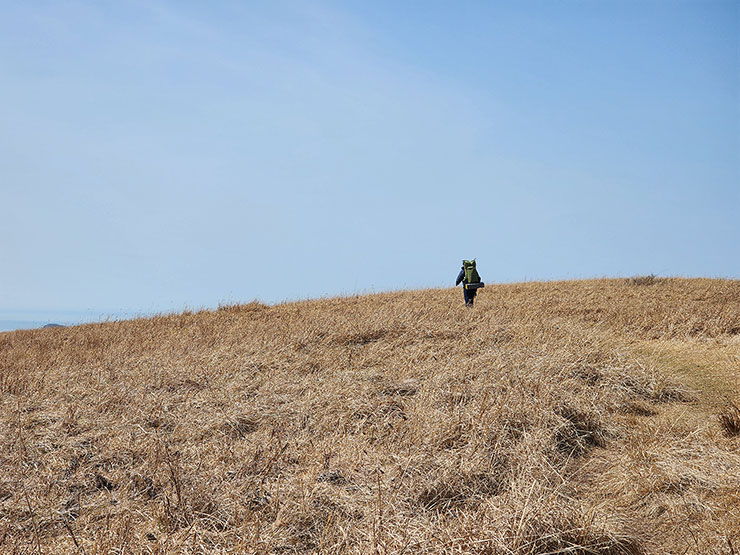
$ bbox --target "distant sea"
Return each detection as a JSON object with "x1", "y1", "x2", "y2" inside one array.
[
  {"x1": 0, "y1": 320, "x2": 51, "y2": 332},
  {"x1": 0, "y1": 309, "x2": 155, "y2": 333}
]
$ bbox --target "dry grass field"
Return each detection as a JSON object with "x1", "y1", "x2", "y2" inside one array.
[{"x1": 1, "y1": 278, "x2": 739, "y2": 554}]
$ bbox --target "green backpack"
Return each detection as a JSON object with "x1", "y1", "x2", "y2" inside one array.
[{"x1": 463, "y1": 260, "x2": 481, "y2": 284}]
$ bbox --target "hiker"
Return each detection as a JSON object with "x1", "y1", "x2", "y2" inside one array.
[{"x1": 456, "y1": 260, "x2": 484, "y2": 307}]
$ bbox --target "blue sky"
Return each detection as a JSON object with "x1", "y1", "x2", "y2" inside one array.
[{"x1": 1, "y1": 0, "x2": 738, "y2": 314}]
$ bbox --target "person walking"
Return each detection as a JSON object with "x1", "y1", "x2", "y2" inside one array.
[{"x1": 456, "y1": 260, "x2": 483, "y2": 307}]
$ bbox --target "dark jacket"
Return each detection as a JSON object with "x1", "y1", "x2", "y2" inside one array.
[{"x1": 455, "y1": 268, "x2": 466, "y2": 286}]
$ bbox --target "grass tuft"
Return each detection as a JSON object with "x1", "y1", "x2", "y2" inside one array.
[
  {"x1": 718, "y1": 402, "x2": 740, "y2": 437},
  {"x1": 628, "y1": 274, "x2": 658, "y2": 286}
]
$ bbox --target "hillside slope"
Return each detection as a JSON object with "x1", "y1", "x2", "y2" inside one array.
[{"x1": 1, "y1": 278, "x2": 739, "y2": 554}]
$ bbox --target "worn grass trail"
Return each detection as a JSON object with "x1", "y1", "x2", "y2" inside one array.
[
  {"x1": 633, "y1": 338, "x2": 740, "y2": 408},
  {"x1": 1, "y1": 278, "x2": 739, "y2": 554},
  {"x1": 573, "y1": 335, "x2": 740, "y2": 553}
]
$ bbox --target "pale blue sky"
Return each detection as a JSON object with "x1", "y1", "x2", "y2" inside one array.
[{"x1": 1, "y1": 0, "x2": 738, "y2": 315}]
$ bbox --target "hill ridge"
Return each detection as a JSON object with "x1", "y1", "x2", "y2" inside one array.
[{"x1": 1, "y1": 278, "x2": 738, "y2": 553}]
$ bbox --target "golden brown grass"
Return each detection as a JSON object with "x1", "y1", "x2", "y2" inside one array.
[{"x1": 1, "y1": 278, "x2": 739, "y2": 554}]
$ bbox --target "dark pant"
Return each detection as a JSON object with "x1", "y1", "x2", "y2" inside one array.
[{"x1": 463, "y1": 286, "x2": 477, "y2": 306}]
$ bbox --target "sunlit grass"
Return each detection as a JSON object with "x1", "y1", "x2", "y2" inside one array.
[{"x1": 1, "y1": 278, "x2": 738, "y2": 553}]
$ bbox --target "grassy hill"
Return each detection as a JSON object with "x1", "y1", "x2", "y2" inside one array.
[{"x1": 1, "y1": 278, "x2": 739, "y2": 554}]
